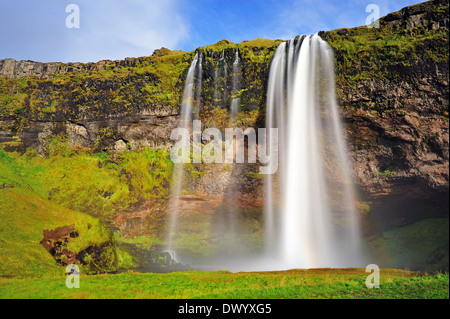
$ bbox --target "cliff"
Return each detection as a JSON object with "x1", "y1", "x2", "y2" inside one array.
[{"x1": 0, "y1": 0, "x2": 448, "y2": 231}]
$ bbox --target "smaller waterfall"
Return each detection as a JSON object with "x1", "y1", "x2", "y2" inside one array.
[
  {"x1": 214, "y1": 50, "x2": 228, "y2": 108},
  {"x1": 230, "y1": 49, "x2": 241, "y2": 118},
  {"x1": 195, "y1": 53, "x2": 203, "y2": 116},
  {"x1": 167, "y1": 52, "x2": 199, "y2": 254}
]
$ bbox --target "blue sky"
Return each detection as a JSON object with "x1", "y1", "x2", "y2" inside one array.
[{"x1": 0, "y1": 0, "x2": 425, "y2": 63}]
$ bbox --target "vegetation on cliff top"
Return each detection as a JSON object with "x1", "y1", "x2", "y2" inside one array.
[
  {"x1": 323, "y1": 0, "x2": 448, "y2": 116},
  {"x1": 0, "y1": 37, "x2": 281, "y2": 133},
  {"x1": 0, "y1": 1, "x2": 447, "y2": 139}
]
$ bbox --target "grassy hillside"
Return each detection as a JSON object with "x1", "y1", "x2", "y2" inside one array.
[
  {"x1": 0, "y1": 146, "x2": 172, "y2": 218},
  {"x1": 0, "y1": 149, "x2": 118, "y2": 277}
]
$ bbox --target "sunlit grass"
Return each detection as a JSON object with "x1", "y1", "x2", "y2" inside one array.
[{"x1": 0, "y1": 269, "x2": 447, "y2": 299}]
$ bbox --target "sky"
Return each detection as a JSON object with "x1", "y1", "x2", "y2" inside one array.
[{"x1": 0, "y1": 0, "x2": 426, "y2": 63}]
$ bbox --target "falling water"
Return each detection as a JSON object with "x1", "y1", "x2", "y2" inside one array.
[
  {"x1": 166, "y1": 36, "x2": 364, "y2": 270},
  {"x1": 214, "y1": 50, "x2": 228, "y2": 108},
  {"x1": 264, "y1": 35, "x2": 364, "y2": 269},
  {"x1": 195, "y1": 53, "x2": 203, "y2": 115},
  {"x1": 264, "y1": 41, "x2": 286, "y2": 255},
  {"x1": 230, "y1": 49, "x2": 241, "y2": 118},
  {"x1": 166, "y1": 52, "x2": 199, "y2": 253}
]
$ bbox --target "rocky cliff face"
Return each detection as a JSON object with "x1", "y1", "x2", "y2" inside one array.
[
  {"x1": 322, "y1": 0, "x2": 449, "y2": 230},
  {"x1": 0, "y1": 56, "x2": 141, "y2": 79},
  {"x1": 0, "y1": 0, "x2": 448, "y2": 231},
  {"x1": 0, "y1": 39, "x2": 277, "y2": 155}
]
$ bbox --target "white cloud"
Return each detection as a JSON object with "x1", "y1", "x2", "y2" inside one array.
[
  {"x1": 0, "y1": 0, "x2": 427, "y2": 62},
  {"x1": 267, "y1": 0, "x2": 426, "y2": 40},
  {"x1": 67, "y1": 0, "x2": 190, "y2": 62},
  {"x1": 0, "y1": 0, "x2": 190, "y2": 62}
]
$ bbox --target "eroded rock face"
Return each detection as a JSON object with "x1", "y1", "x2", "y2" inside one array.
[
  {"x1": 344, "y1": 109, "x2": 448, "y2": 193},
  {"x1": 0, "y1": 112, "x2": 180, "y2": 155},
  {"x1": 0, "y1": 57, "x2": 141, "y2": 80},
  {"x1": 383, "y1": 0, "x2": 449, "y2": 31},
  {"x1": 344, "y1": 108, "x2": 448, "y2": 232}
]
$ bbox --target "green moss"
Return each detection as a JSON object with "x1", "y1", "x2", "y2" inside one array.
[
  {"x1": 0, "y1": 149, "x2": 118, "y2": 277},
  {"x1": 323, "y1": 1, "x2": 448, "y2": 115},
  {"x1": 366, "y1": 218, "x2": 449, "y2": 273},
  {"x1": 1, "y1": 145, "x2": 173, "y2": 219},
  {"x1": 47, "y1": 133, "x2": 72, "y2": 157},
  {"x1": 200, "y1": 39, "x2": 237, "y2": 53},
  {"x1": 115, "y1": 246, "x2": 136, "y2": 270},
  {"x1": 378, "y1": 170, "x2": 397, "y2": 176},
  {"x1": 190, "y1": 170, "x2": 205, "y2": 179},
  {"x1": 244, "y1": 172, "x2": 264, "y2": 179}
]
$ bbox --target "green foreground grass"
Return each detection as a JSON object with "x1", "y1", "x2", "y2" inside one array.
[{"x1": 0, "y1": 269, "x2": 448, "y2": 299}]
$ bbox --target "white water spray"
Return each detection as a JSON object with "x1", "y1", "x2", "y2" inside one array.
[
  {"x1": 167, "y1": 52, "x2": 199, "y2": 253},
  {"x1": 195, "y1": 53, "x2": 203, "y2": 115},
  {"x1": 264, "y1": 35, "x2": 364, "y2": 269},
  {"x1": 166, "y1": 36, "x2": 364, "y2": 270},
  {"x1": 230, "y1": 49, "x2": 241, "y2": 118},
  {"x1": 214, "y1": 50, "x2": 228, "y2": 108}
]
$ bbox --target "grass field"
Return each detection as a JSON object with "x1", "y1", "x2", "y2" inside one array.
[{"x1": 0, "y1": 268, "x2": 448, "y2": 299}]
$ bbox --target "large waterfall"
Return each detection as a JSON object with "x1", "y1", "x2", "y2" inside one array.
[
  {"x1": 264, "y1": 34, "x2": 364, "y2": 269},
  {"x1": 166, "y1": 35, "x2": 364, "y2": 270}
]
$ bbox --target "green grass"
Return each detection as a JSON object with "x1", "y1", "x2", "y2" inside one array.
[
  {"x1": 114, "y1": 232, "x2": 162, "y2": 250},
  {"x1": 0, "y1": 269, "x2": 447, "y2": 299},
  {"x1": 367, "y1": 218, "x2": 449, "y2": 273},
  {"x1": 0, "y1": 149, "x2": 117, "y2": 277},
  {"x1": 0, "y1": 187, "x2": 115, "y2": 278},
  {"x1": 1, "y1": 147, "x2": 173, "y2": 217}
]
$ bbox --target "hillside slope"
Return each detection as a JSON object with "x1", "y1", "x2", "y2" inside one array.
[{"x1": 0, "y1": 149, "x2": 118, "y2": 277}]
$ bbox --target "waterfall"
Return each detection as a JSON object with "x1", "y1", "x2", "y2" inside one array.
[
  {"x1": 166, "y1": 52, "x2": 199, "y2": 254},
  {"x1": 264, "y1": 41, "x2": 286, "y2": 255},
  {"x1": 195, "y1": 53, "x2": 203, "y2": 116},
  {"x1": 214, "y1": 50, "x2": 228, "y2": 108},
  {"x1": 264, "y1": 35, "x2": 364, "y2": 269},
  {"x1": 165, "y1": 35, "x2": 364, "y2": 271},
  {"x1": 230, "y1": 49, "x2": 241, "y2": 118}
]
